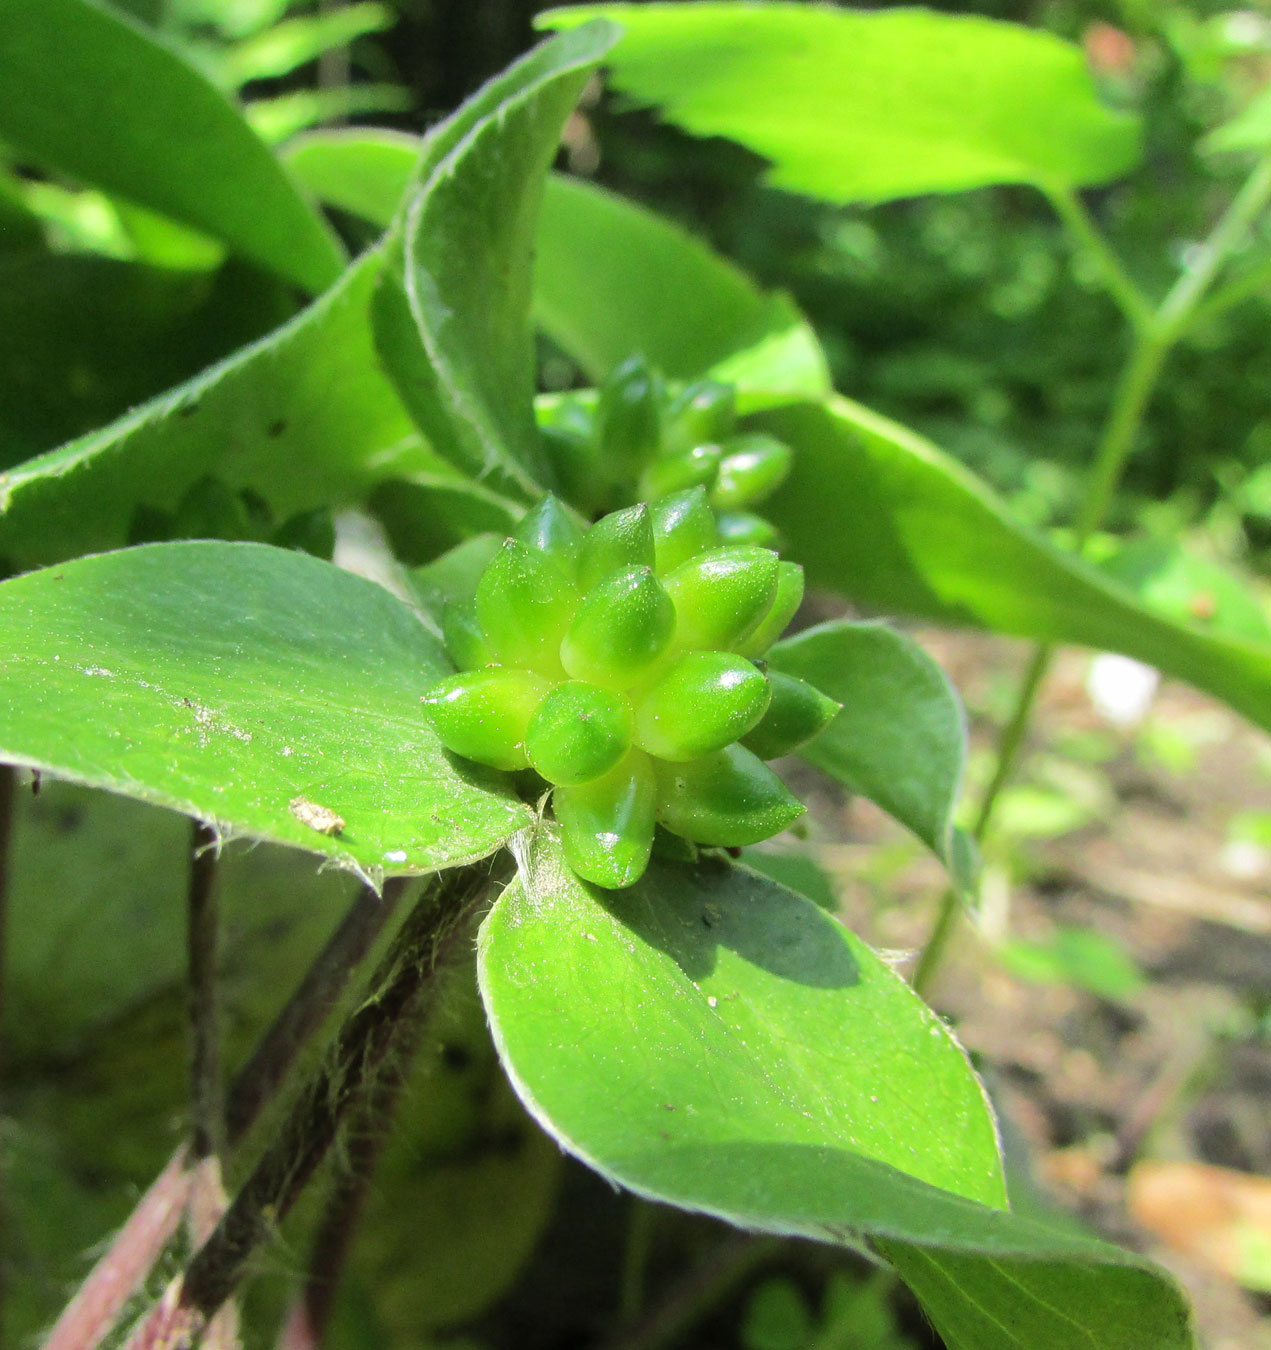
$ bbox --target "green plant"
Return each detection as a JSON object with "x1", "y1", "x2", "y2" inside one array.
[{"x1": 7, "y1": 1, "x2": 1271, "y2": 1346}]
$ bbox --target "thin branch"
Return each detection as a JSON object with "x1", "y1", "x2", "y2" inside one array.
[
  {"x1": 275, "y1": 1003, "x2": 429, "y2": 1350},
  {"x1": 1046, "y1": 186, "x2": 1153, "y2": 333},
  {"x1": 126, "y1": 859, "x2": 505, "y2": 1348}
]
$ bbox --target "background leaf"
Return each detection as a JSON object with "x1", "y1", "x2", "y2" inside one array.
[
  {"x1": 769, "y1": 620, "x2": 966, "y2": 869},
  {"x1": 760, "y1": 397, "x2": 1271, "y2": 735},
  {"x1": 533, "y1": 174, "x2": 831, "y2": 397},
  {"x1": 480, "y1": 831, "x2": 1194, "y2": 1350},
  {"x1": 0, "y1": 248, "x2": 430, "y2": 569},
  {"x1": 0, "y1": 0, "x2": 344, "y2": 291},
  {"x1": 541, "y1": 3, "x2": 1140, "y2": 201},
  {"x1": 0, "y1": 253, "x2": 293, "y2": 466},
  {"x1": 0, "y1": 542, "x2": 529, "y2": 876}
]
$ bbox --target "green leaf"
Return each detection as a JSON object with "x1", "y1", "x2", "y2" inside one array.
[
  {"x1": 0, "y1": 253, "x2": 293, "y2": 467},
  {"x1": 0, "y1": 248, "x2": 429, "y2": 569},
  {"x1": 246, "y1": 84, "x2": 412, "y2": 146},
  {"x1": 481, "y1": 829, "x2": 1006, "y2": 1212},
  {"x1": 368, "y1": 476, "x2": 521, "y2": 567},
  {"x1": 759, "y1": 398, "x2": 1271, "y2": 736},
  {"x1": 0, "y1": 542, "x2": 530, "y2": 877},
  {"x1": 481, "y1": 830, "x2": 1194, "y2": 1350},
  {"x1": 541, "y1": 4, "x2": 1140, "y2": 201},
  {"x1": 533, "y1": 174, "x2": 831, "y2": 398},
  {"x1": 0, "y1": 0, "x2": 344, "y2": 292},
  {"x1": 768, "y1": 620, "x2": 966, "y2": 869},
  {"x1": 877, "y1": 1240, "x2": 1192, "y2": 1350},
  {"x1": 284, "y1": 128, "x2": 421, "y2": 226},
  {"x1": 373, "y1": 20, "x2": 622, "y2": 497}
]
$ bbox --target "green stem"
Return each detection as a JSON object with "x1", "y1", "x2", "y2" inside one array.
[
  {"x1": 912, "y1": 158, "x2": 1271, "y2": 997},
  {"x1": 1047, "y1": 186, "x2": 1153, "y2": 332},
  {"x1": 618, "y1": 1197, "x2": 659, "y2": 1322}
]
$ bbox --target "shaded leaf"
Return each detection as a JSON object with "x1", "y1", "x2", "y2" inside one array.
[
  {"x1": 542, "y1": 4, "x2": 1140, "y2": 201},
  {"x1": 284, "y1": 128, "x2": 420, "y2": 225},
  {"x1": 0, "y1": 0, "x2": 344, "y2": 291},
  {"x1": 759, "y1": 398, "x2": 1271, "y2": 735},
  {"x1": 769, "y1": 620, "x2": 966, "y2": 869},
  {"x1": 0, "y1": 542, "x2": 529, "y2": 876}
]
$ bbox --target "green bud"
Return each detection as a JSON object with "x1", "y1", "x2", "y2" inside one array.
[
  {"x1": 662, "y1": 546, "x2": 779, "y2": 652},
  {"x1": 634, "y1": 652, "x2": 771, "y2": 761},
  {"x1": 514, "y1": 493, "x2": 584, "y2": 566},
  {"x1": 664, "y1": 378, "x2": 736, "y2": 455},
  {"x1": 561, "y1": 566, "x2": 675, "y2": 688},
  {"x1": 709, "y1": 434, "x2": 793, "y2": 510},
  {"x1": 715, "y1": 510, "x2": 778, "y2": 547},
  {"x1": 647, "y1": 487, "x2": 718, "y2": 576},
  {"x1": 441, "y1": 601, "x2": 490, "y2": 671},
  {"x1": 742, "y1": 671, "x2": 841, "y2": 759},
  {"x1": 638, "y1": 442, "x2": 723, "y2": 502},
  {"x1": 556, "y1": 750, "x2": 656, "y2": 889},
  {"x1": 475, "y1": 540, "x2": 577, "y2": 672},
  {"x1": 526, "y1": 681, "x2": 633, "y2": 786},
  {"x1": 577, "y1": 503, "x2": 655, "y2": 591},
  {"x1": 595, "y1": 354, "x2": 663, "y2": 469},
  {"x1": 736, "y1": 561, "x2": 804, "y2": 657},
  {"x1": 421, "y1": 668, "x2": 550, "y2": 771},
  {"x1": 654, "y1": 745, "x2": 805, "y2": 846}
]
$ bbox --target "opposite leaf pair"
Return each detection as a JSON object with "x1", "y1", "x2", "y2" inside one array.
[{"x1": 421, "y1": 489, "x2": 840, "y2": 888}]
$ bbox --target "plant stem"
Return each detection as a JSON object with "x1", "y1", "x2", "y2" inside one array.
[
  {"x1": 125, "y1": 859, "x2": 504, "y2": 1348},
  {"x1": 0, "y1": 763, "x2": 14, "y2": 1341},
  {"x1": 912, "y1": 158, "x2": 1271, "y2": 997},
  {"x1": 618, "y1": 1198, "x2": 659, "y2": 1322},
  {"x1": 599, "y1": 1234, "x2": 779, "y2": 1350},
  {"x1": 188, "y1": 821, "x2": 223, "y2": 1163},
  {"x1": 1046, "y1": 186, "x2": 1153, "y2": 333}
]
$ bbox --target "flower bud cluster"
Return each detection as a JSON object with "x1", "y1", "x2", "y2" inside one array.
[
  {"x1": 540, "y1": 355, "x2": 794, "y2": 540},
  {"x1": 421, "y1": 489, "x2": 840, "y2": 890}
]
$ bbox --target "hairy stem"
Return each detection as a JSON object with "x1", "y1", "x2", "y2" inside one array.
[
  {"x1": 126, "y1": 859, "x2": 504, "y2": 1348},
  {"x1": 188, "y1": 822, "x2": 223, "y2": 1163},
  {"x1": 44, "y1": 876, "x2": 407, "y2": 1350}
]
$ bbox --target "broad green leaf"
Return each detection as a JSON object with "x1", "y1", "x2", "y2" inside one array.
[
  {"x1": 768, "y1": 620, "x2": 966, "y2": 868},
  {"x1": 285, "y1": 132, "x2": 829, "y2": 400},
  {"x1": 542, "y1": 4, "x2": 1140, "y2": 201},
  {"x1": 373, "y1": 20, "x2": 621, "y2": 497},
  {"x1": 533, "y1": 175, "x2": 830, "y2": 397},
  {"x1": 480, "y1": 829, "x2": 1006, "y2": 1214},
  {"x1": 0, "y1": 248, "x2": 430, "y2": 570},
  {"x1": 0, "y1": 542, "x2": 529, "y2": 876},
  {"x1": 0, "y1": 0, "x2": 344, "y2": 292},
  {"x1": 480, "y1": 830, "x2": 1194, "y2": 1350},
  {"x1": 284, "y1": 128, "x2": 421, "y2": 226},
  {"x1": 759, "y1": 398, "x2": 1271, "y2": 735},
  {"x1": 0, "y1": 253, "x2": 293, "y2": 467}
]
